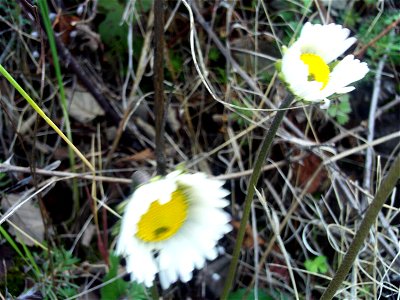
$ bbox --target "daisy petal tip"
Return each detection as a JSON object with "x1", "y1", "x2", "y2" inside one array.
[
  {"x1": 337, "y1": 86, "x2": 355, "y2": 94},
  {"x1": 320, "y1": 99, "x2": 331, "y2": 109}
]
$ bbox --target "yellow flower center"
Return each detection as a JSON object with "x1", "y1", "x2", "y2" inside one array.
[
  {"x1": 300, "y1": 53, "x2": 330, "y2": 89},
  {"x1": 136, "y1": 188, "x2": 189, "y2": 243}
]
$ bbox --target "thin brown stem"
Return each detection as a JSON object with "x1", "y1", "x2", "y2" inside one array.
[
  {"x1": 154, "y1": 0, "x2": 166, "y2": 176},
  {"x1": 355, "y1": 17, "x2": 400, "y2": 58}
]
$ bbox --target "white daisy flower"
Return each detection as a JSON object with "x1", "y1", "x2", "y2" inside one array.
[
  {"x1": 116, "y1": 171, "x2": 232, "y2": 290},
  {"x1": 280, "y1": 22, "x2": 369, "y2": 107}
]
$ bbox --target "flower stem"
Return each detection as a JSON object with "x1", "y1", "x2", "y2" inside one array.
[
  {"x1": 321, "y1": 153, "x2": 400, "y2": 300},
  {"x1": 150, "y1": 284, "x2": 159, "y2": 300},
  {"x1": 154, "y1": 0, "x2": 166, "y2": 176},
  {"x1": 221, "y1": 96, "x2": 294, "y2": 299},
  {"x1": 151, "y1": 0, "x2": 164, "y2": 298}
]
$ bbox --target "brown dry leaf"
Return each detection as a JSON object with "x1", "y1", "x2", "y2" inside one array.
[
  {"x1": 1, "y1": 193, "x2": 45, "y2": 246},
  {"x1": 292, "y1": 151, "x2": 328, "y2": 194},
  {"x1": 67, "y1": 85, "x2": 105, "y2": 123},
  {"x1": 269, "y1": 245, "x2": 290, "y2": 283},
  {"x1": 54, "y1": 14, "x2": 102, "y2": 52},
  {"x1": 116, "y1": 148, "x2": 154, "y2": 163},
  {"x1": 232, "y1": 220, "x2": 265, "y2": 249},
  {"x1": 54, "y1": 15, "x2": 81, "y2": 45}
]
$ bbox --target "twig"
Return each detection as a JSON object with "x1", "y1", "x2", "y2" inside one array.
[
  {"x1": 363, "y1": 54, "x2": 387, "y2": 204},
  {"x1": 0, "y1": 163, "x2": 131, "y2": 184},
  {"x1": 323, "y1": 131, "x2": 400, "y2": 166},
  {"x1": 0, "y1": 155, "x2": 304, "y2": 184},
  {"x1": 315, "y1": 0, "x2": 331, "y2": 24},
  {"x1": 128, "y1": 9, "x2": 154, "y2": 102},
  {"x1": 355, "y1": 17, "x2": 400, "y2": 58}
]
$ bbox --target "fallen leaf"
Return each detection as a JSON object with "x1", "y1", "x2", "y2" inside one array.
[
  {"x1": 292, "y1": 150, "x2": 328, "y2": 194},
  {"x1": 232, "y1": 220, "x2": 265, "y2": 249},
  {"x1": 67, "y1": 85, "x2": 105, "y2": 123},
  {"x1": 54, "y1": 15, "x2": 81, "y2": 45},
  {"x1": 81, "y1": 223, "x2": 96, "y2": 247},
  {"x1": 116, "y1": 148, "x2": 154, "y2": 163},
  {"x1": 1, "y1": 193, "x2": 45, "y2": 246}
]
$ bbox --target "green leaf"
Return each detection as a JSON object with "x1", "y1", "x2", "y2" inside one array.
[
  {"x1": 326, "y1": 95, "x2": 351, "y2": 125},
  {"x1": 209, "y1": 47, "x2": 220, "y2": 62},
  {"x1": 58, "y1": 286, "x2": 79, "y2": 298},
  {"x1": 327, "y1": 105, "x2": 338, "y2": 118},
  {"x1": 101, "y1": 253, "x2": 147, "y2": 300},
  {"x1": 98, "y1": 0, "x2": 128, "y2": 54},
  {"x1": 304, "y1": 255, "x2": 328, "y2": 274},
  {"x1": 302, "y1": 0, "x2": 313, "y2": 14},
  {"x1": 336, "y1": 113, "x2": 349, "y2": 125},
  {"x1": 169, "y1": 50, "x2": 183, "y2": 74},
  {"x1": 0, "y1": 169, "x2": 11, "y2": 187},
  {"x1": 339, "y1": 97, "x2": 351, "y2": 113},
  {"x1": 231, "y1": 99, "x2": 254, "y2": 126},
  {"x1": 216, "y1": 67, "x2": 228, "y2": 84},
  {"x1": 97, "y1": 0, "x2": 153, "y2": 58},
  {"x1": 137, "y1": 0, "x2": 153, "y2": 12},
  {"x1": 228, "y1": 288, "x2": 274, "y2": 300}
]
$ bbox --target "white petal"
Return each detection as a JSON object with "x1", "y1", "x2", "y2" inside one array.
[
  {"x1": 179, "y1": 268, "x2": 193, "y2": 283},
  {"x1": 323, "y1": 55, "x2": 369, "y2": 97},
  {"x1": 331, "y1": 55, "x2": 369, "y2": 83},
  {"x1": 205, "y1": 247, "x2": 218, "y2": 260},
  {"x1": 319, "y1": 99, "x2": 331, "y2": 109},
  {"x1": 160, "y1": 266, "x2": 178, "y2": 289},
  {"x1": 159, "y1": 272, "x2": 171, "y2": 290},
  {"x1": 158, "y1": 245, "x2": 173, "y2": 270},
  {"x1": 125, "y1": 244, "x2": 157, "y2": 287},
  {"x1": 297, "y1": 22, "x2": 356, "y2": 63},
  {"x1": 336, "y1": 86, "x2": 355, "y2": 94},
  {"x1": 116, "y1": 171, "x2": 232, "y2": 289},
  {"x1": 178, "y1": 252, "x2": 195, "y2": 280}
]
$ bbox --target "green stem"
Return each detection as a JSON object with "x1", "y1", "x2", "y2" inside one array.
[
  {"x1": 321, "y1": 153, "x2": 400, "y2": 300},
  {"x1": 0, "y1": 64, "x2": 94, "y2": 172},
  {"x1": 221, "y1": 96, "x2": 294, "y2": 299},
  {"x1": 150, "y1": 284, "x2": 159, "y2": 300},
  {"x1": 37, "y1": 0, "x2": 71, "y2": 142},
  {"x1": 37, "y1": 0, "x2": 80, "y2": 216}
]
